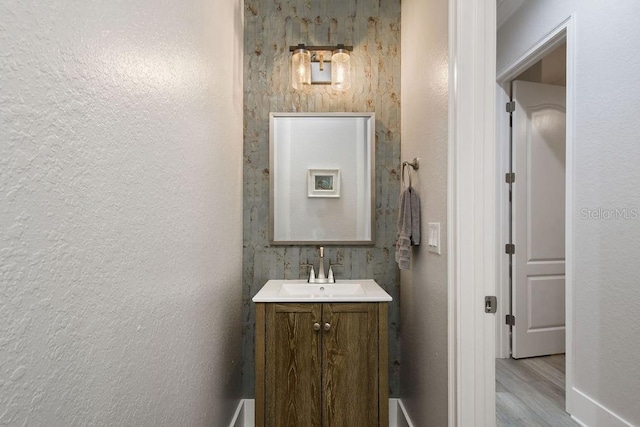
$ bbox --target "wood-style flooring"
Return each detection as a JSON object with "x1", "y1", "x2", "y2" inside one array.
[{"x1": 496, "y1": 355, "x2": 578, "y2": 426}]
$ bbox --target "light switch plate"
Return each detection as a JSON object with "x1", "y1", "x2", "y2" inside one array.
[{"x1": 427, "y1": 222, "x2": 441, "y2": 254}]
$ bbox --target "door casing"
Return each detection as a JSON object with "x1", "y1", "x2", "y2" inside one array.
[
  {"x1": 495, "y1": 23, "x2": 570, "y2": 361},
  {"x1": 449, "y1": 3, "x2": 577, "y2": 424},
  {"x1": 494, "y1": 15, "x2": 576, "y2": 415}
]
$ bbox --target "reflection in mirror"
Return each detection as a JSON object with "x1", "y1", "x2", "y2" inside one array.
[{"x1": 270, "y1": 113, "x2": 375, "y2": 245}]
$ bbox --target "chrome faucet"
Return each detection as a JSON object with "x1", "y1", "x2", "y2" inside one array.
[
  {"x1": 317, "y1": 246, "x2": 327, "y2": 281},
  {"x1": 304, "y1": 247, "x2": 340, "y2": 284}
]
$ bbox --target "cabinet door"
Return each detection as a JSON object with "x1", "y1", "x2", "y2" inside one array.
[
  {"x1": 265, "y1": 303, "x2": 322, "y2": 427},
  {"x1": 322, "y1": 303, "x2": 379, "y2": 427}
]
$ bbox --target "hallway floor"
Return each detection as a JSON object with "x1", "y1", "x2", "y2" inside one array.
[{"x1": 496, "y1": 355, "x2": 578, "y2": 426}]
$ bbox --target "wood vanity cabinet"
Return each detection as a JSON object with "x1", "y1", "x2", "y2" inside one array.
[{"x1": 254, "y1": 302, "x2": 389, "y2": 427}]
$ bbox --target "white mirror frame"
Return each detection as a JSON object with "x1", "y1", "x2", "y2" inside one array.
[{"x1": 269, "y1": 112, "x2": 375, "y2": 245}]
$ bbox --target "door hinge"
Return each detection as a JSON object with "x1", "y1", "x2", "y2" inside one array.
[
  {"x1": 505, "y1": 172, "x2": 515, "y2": 184},
  {"x1": 485, "y1": 296, "x2": 497, "y2": 313},
  {"x1": 506, "y1": 314, "x2": 515, "y2": 326},
  {"x1": 505, "y1": 243, "x2": 515, "y2": 255},
  {"x1": 506, "y1": 101, "x2": 516, "y2": 113}
]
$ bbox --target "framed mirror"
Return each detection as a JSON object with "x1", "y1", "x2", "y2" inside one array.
[{"x1": 270, "y1": 112, "x2": 375, "y2": 245}]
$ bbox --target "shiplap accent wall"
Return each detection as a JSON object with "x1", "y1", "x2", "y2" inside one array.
[{"x1": 243, "y1": 0, "x2": 401, "y2": 397}]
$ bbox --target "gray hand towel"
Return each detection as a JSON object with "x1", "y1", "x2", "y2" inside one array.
[
  {"x1": 395, "y1": 187, "x2": 412, "y2": 270},
  {"x1": 409, "y1": 187, "x2": 421, "y2": 245},
  {"x1": 395, "y1": 186, "x2": 421, "y2": 270}
]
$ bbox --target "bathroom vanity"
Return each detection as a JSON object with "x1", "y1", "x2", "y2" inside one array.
[
  {"x1": 258, "y1": 113, "x2": 388, "y2": 425},
  {"x1": 253, "y1": 280, "x2": 391, "y2": 426}
]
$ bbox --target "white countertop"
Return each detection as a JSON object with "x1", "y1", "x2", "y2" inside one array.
[{"x1": 252, "y1": 279, "x2": 392, "y2": 303}]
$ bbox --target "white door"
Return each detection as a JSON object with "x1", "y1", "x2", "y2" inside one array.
[{"x1": 512, "y1": 80, "x2": 566, "y2": 359}]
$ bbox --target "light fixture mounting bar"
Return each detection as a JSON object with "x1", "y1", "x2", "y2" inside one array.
[{"x1": 289, "y1": 44, "x2": 353, "y2": 52}]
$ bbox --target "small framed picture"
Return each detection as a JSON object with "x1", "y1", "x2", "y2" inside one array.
[{"x1": 308, "y1": 169, "x2": 341, "y2": 198}]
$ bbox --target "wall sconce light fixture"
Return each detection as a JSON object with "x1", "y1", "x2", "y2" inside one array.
[{"x1": 289, "y1": 44, "x2": 353, "y2": 91}]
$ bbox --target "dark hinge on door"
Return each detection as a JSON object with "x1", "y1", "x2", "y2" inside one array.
[
  {"x1": 505, "y1": 172, "x2": 515, "y2": 184},
  {"x1": 506, "y1": 101, "x2": 515, "y2": 113},
  {"x1": 506, "y1": 314, "x2": 515, "y2": 326},
  {"x1": 505, "y1": 243, "x2": 515, "y2": 255}
]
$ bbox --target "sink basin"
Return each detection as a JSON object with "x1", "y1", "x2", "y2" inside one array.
[{"x1": 252, "y1": 279, "x2": 392, "y2": 302}]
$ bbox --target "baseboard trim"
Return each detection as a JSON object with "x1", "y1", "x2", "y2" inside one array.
[
  {"x1": 228, "y1": 399, "x2": 245, "y2": 427},
  {"x1": 232, "y1": 399, "x2": 412, "y2": 426},
  {"x1": 394, "y1": 399, "x2": 415, "y2": 427},
  {"x1": 570, "y1": 387, "x2": 633, "y2": 427}
]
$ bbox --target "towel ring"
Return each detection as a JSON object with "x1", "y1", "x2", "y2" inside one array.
[
  {"x1": 403, "y1": 158, "x2": 420, "y2": 171},
  {"x1": 402, "y1": 163, "x2": 412, "y2": 187},
  {"x1": 402, "y1": 158, "x2": 419, "y2": 187}
]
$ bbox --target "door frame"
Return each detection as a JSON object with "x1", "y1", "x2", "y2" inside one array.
[
  {"x1": 494, "y1": 15, "x2": 576, "y2": 414},
  {"x1": 447, "y1": 0, "x2": 497, "y2": 425},
  {"x1": 495, "y1": 18, "x2": 572, "y2": 360},
  {"x1": 448, "y1": 2, "x2": 578, "y2": 425}
]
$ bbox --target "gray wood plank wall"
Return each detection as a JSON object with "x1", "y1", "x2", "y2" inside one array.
[{"x1": 243, "y1": 0, "x2": 402, "y2": 397}]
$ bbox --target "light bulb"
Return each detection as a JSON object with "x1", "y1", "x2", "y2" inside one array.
[
  {"x1": 331, "y1": 49, "x2": 351, "y2": 91},
  {"x1": 291, "y1": 47, "x2": 311, "y2": 90}
]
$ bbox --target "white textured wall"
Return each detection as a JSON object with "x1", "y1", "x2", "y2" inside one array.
[
  {"x1": 0, "y1": 0, "x2": 243, "y2": 425},
  {"x1": 499, "y1": 2, "x2": 640, "y2": 424},
  {"x1": 400, "y1": 0, "x2": 449, "y2": 425}
]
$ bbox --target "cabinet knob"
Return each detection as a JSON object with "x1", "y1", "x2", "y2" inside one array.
[
  {"x1": 323, "y1": 323, "x2": 331, "y2": 331},
  {"x1": 313, "y1": 322, "x2": 321, "y2": 331}
]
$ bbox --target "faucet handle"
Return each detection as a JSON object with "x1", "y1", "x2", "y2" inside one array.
[
  {"x1": 300, "y1": 264, "x2": 315, "y2": 282},
  {"x1": 327, "y1": 263, "x2": 342, "y2": 284}
]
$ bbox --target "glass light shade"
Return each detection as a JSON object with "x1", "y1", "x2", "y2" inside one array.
[
  {"x1": 331, "y1": 49, "x2": 351, "y2": 91},
  {"x1": 291, "y1": 48, "x2": 311, "y2": 90}
]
